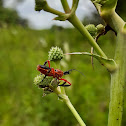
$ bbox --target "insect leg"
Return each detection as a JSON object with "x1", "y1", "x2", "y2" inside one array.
[
  {"x1": 64, "y1": 69, "x2": 85, "y2": 77},
  {"x1": 46, "y1": 68, "x2": 51, "y2": 74},
  {"x1": 41, "y1": 68, "x2": 51, "y2": 83},
  {"x1": 39, "y1": 84, "x2": 49, "y2": 88},
  {"x1": 58, "y1": 78, "x2": 71, "y2": 86},
  {"x1": 58, "y1": 81, "x2": 70, "y2": 87},
  {"x1": 44, "y1": 60, "x2": 50, "y2": 68},
  {"x1": 41, "y1": 75, "x2": 47, "y2": 83}
]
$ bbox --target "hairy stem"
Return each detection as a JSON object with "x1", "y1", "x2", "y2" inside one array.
[
  {"x1": 108, "y1": 30, "x2": 126, "y2": 126},
  {"x1": 94, "y1": 4, "x2": 126, "y2": 125},
  {"x1": 100, "y1": 7, "x2": 126, "y2": 126}
]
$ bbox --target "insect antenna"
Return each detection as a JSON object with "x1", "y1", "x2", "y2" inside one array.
[{"x1": 64, "y1": 69, "x2": 85, "y2": 77}]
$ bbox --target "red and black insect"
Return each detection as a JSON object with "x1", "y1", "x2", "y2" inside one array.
[{"x1": 37, "y1": 60, "x2": 84, "y2": 87}]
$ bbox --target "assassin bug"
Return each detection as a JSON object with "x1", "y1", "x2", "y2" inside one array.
[{"x1": 37, "y1": 60, "x2": 84, "y2": 87}]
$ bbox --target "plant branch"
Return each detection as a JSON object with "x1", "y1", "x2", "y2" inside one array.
[
  {"x1": 96, "y1": 3, "x2": 126, "y2": 126},
  {"x1": 43, "y1": 6, "x2": 64, "y2": 17},
  {"x1": 90, "y1": 2, "x2": 126, "y2": 126},
  {"x1": 100, "y1": 10, "x2": 125, "y2": 33},
  {"x1": 65, "y1": 52, "x2": 117, "y2": 72},
  {"x1": 60, "y1": 0, "x2": 107, "y2": 58},
  {"x1": 60, "y1": 0, "x2": 71, "y2": 13},
  {"x1": 64, "y1": 96, "x2": 86, "y2": 126},
  {"x1": 68, "y1": 15, "x2": 107, "y2": 58},
  {"x1": 96, "y1": 2, "x2": 126, "y2": 125},
  {"x1": 71, "y1": 0, "x2": 79, "y2": 15},
  {"x1": 53, "y1": 87, "x2": 86, "y2": 126},
  {"x1": 108, "y1": 28, "x2": 126, "y2": 126}
]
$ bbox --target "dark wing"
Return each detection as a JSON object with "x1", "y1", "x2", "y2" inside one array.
[{"x1": 39, "y1": 65, "x2": 50, "y2": 69}]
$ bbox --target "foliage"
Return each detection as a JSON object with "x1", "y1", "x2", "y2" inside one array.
[
  {"x1": 0, "y1": 0, "x2": 126, "y2": 125},
  {"x1": 116, "y1": 0, "x2": 126, "y2": 20},
  {"x1": 1, "y1": 26, "x2": 126, "y2": 126},
  {"x1": 0, "y1": 0, "x2": 27, "y2": 27}
]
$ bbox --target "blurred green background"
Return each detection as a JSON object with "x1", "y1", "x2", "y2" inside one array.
[{"x1": 0, "y1": 0, "x2": 126, "y2": 126}]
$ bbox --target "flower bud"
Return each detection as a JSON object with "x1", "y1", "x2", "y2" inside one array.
[
  {"x1": 34, "y1": 75, "x2": 44, "y2": 85},
  {"x1": 35, "y1": 0, "x2": 47, "y2": 11},
  {"x1": 34, "y1": 75, "x2": 53, "y2": 87},
  {"x1": 48, "y1": 46, "x2": 64, "y2": 61},
  {"x1": 96, "y1": 24, "x2": 105, "y2": 34},
  {"x1": 85, "y1": 24, "x2": 97, "y2": 38},
  {"x1": 34, "y1": 74, "x2": 59, "y2": 96}
]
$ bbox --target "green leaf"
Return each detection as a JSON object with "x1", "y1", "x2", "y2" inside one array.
[{"x1": 65, "y1": 52, "x2": 118, "y2": 73}]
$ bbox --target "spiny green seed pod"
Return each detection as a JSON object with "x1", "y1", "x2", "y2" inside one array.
[
  {"x1": 34, "y1": 75, "x2": 59, "y2": 96},
  {"x1": 48, "y1": 46, "x2": 64, "y2": 61},
  {"x1": 96, "y1": 24, "x2": 105, "y2": 34},
  {"x1": 34, "y1": 75, "x2": 44, "y2": 85},
  {"x1": 85, "y1": 24, "x2": 97, "y2": 38},
  {"x1": 34, "y1": 74, "x2": 53, "y2": 87},
  {"x1": 35, "y1": 0, "x2": 47, "y2": 11}
]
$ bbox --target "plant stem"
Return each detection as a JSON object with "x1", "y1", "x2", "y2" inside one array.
[
  {"x1": 100, "y1": 10, "x2": 125, "y2": 33},
  {"x1": 108, "y1": 30, "x2": 126, "y2": 126},
  {"x1": 60, "y1": 0, "x2": 71, "y2": 13},
  {"x1": 63, "y1": 96, "x2": 86, "y2": 126},
  {"x1": 45, "y1": 6, "x2": 64, "y2": 16},
  {"x1": 53, "y1": 87, "x2": 86, "y2": 126},
  {"x1": 98, "y1": 7, "x2": 126, "y2": 126},
  {"x1": 60, "y1": 0, "x2": 107, "y2": 58}
]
